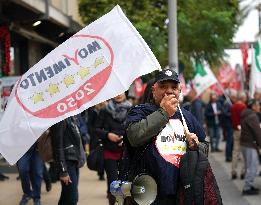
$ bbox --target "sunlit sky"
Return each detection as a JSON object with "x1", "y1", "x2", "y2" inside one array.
[{"x1": 225, "y1": 0, "x2": 259, "y2": 68}]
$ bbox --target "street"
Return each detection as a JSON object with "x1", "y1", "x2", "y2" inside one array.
[{"x1": 0, "y1": 141, "x2": 260, "y2": 205}]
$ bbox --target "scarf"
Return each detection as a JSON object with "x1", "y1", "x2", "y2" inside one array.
[{"x1": 106, "y1": 99, "x2": 132, "y2": 122}]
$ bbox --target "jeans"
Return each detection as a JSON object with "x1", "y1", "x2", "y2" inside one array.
[
  {"x1": 58, "y1": 161, "x2": 79, "y2": 205},
  {"x1": 17, "y1": 144, "x2": 44, "y2": 200},
  {"x1": 208, "y1": 124, "x2": 221, "y2": 151},
  {"x1": 241, "y1": 146, "x2": 259, "y2": 190},
  {"x1": 104, "y1": 159, "x2": 119, "y2": 194},
  {"x1": 225, "y1": 125, "x2": 233, "y2": 160}
]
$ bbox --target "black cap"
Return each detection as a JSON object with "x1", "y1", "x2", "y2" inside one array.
[{"x1": 155, "y1": 69, "x2": 180, "y2": 83}]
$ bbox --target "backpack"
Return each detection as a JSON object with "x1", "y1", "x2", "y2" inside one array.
[
  {"x1": 37, "y1": 129, "x2": 54, "y2": 162},
  {"x1": 179, "y1": 150, "x2": 223, "y2": 205}
]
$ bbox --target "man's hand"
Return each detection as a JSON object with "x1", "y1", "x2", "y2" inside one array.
[
  {"x1": 185, "y1": 131, "x2": 199, "y2": 150},
  {"x1": 108, "y1": 133, "x2": 123, "y2": 142},
  {"x1": 60, "y1": 174, "x2": 72, "y2": 185},
  {"x1": 160, "y1": 94, "x2": 178, "y2": 117}
]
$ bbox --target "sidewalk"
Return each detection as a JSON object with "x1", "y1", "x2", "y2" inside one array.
[
  {"x1": 0, "y1": 163, "x2": 107, "y2": 205},
  {"x1": 0, "y1": 141, "x2": 260, "y2": 205},
  {"x1": 210, "y1": 141, "x2": 261, "y2": 205}
]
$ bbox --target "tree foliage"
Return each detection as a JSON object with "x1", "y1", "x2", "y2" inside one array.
[{"x1": 79, "y1": 0, "x2": 240, "y2": 79}]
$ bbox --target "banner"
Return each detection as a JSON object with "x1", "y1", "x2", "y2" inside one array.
[
  {"x1": 249, "y1": 38, "x2": 261, "y2": 98},
  {"x1": 192, "y1": 62, "x2": 217, "y2": 96},
  {"x1": 0, "y1": 76, "x2": 20, "y2": 113},
  {"x1": 0, "y1": 5, "x2": 160, "y2": 164}
]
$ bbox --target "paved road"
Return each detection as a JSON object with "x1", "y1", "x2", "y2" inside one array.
[
  {"x1": 210, "y1": 142, "x2": 261, "y2": 205},
  {"x1": 0, "y1": 164, "x2": 107, "y2": 205},
  {"x1": 0, "y1": 141, "x2": 260, "y2": 205}
]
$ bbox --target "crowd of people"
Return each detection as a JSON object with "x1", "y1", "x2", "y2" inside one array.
[
  {"x1": 182, "y1": 88, "x2": 261, "y2": 196},
  {"x1": 0, "y1": 69, "x2": 260, "y2": 204}
]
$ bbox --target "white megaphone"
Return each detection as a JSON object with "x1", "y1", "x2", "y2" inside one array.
[{"x1": 110, "y1": 174, "x2": 157, "y2": 205}]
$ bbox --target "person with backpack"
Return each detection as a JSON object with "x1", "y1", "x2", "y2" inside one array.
[
  {"x1": 124, "y1": 69, "x2": 211, "y2": 205},
  {"x1": 51, "y1": 116, "x2": 86, "y2": 205}
]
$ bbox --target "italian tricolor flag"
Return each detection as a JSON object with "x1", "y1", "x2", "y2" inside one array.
[
  {"x1": 192, "y1": 62, "x2": 217, "y2": 96},
  {"x1": 249, "y1": 37, "x2": 261, "y2": 98}
]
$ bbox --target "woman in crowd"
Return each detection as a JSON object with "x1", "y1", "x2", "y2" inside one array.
[{"x1": 95, "y1": 93, "x2": 132, "y2": 205}]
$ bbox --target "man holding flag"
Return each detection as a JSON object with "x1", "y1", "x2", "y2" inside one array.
[{"x1": 125, "y1": 69, "x2": 212, "y2": 204}]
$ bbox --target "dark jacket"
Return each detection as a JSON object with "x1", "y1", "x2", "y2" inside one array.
[
  {"x1": 205, "y1": 101, "x2": 222, "y2": 127},
  {"x1": 220, "y1": 100, "x2": 232, "y2": 128},
  {"x1": 51, "y1": 117, "x2": 82, "y2": 176},
  {"x1": 126, "y1": 103, "x2": 207, "y2": 197},
  {"x1": 240, "y1": 108, "x2": 261, "y2": 149},
  {"x1": 76, "y1": 114, "x2": 89, "y2": 145},
  {"x1": 95, "y1": 105, "x2": 129, "y2": 152}
]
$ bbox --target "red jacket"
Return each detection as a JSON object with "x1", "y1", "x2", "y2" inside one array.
[{"x1": 230, "y1": 101, "x2": 246, "y2": 130}]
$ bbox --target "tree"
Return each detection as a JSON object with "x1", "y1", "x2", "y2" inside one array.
[{"x1": 79, "y1": 0, "x2": 240, "y2": 79}]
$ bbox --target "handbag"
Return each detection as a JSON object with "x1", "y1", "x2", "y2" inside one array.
[
  {"x1": 87, "y1": 140, "x2": 104, "y2": 172},
  {"x1": 37, "y1": 129, "x2": 54, "y2": 162}
]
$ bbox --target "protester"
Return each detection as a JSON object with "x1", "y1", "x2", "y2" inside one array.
[
  {"x1": 17, "y1": 142, "x2": 44, "y2": 205},
  {"x1": 76, "y1": 113, "x2": 90, "y2": 149},
  {"x1": 205, "y1": 91, "x2": 222, "y2": 152},
  {"x1": 186, "y1": 89, "x2": 205, "y2": 128},
  {"x1": 240, "y1": 99, "x2": 261, "y2": 195},
  {"x1": 230, "y1": 91, "x2": 247, "y2": 180},
  {"x1": 220, "y1": 90, "x2": 236, "y2": 162},
  {"x1": 95, "y1": 93, "x2": 131, "y2": 205},
  {"x1": 125, "y1": 69, "x2": 208, "y2": 205},
  {"x1": 51, "y1": 116, "x2": 86, "y2": 205},
  {"x1": 253, "y1": 91, "x2": 261, "y2": 122}
]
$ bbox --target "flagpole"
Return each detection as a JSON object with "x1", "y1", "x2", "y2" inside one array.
[{"x1": 216, "y1": 82, "x2": 232, "y2": 105}]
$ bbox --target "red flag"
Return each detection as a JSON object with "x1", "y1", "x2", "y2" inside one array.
[
  {"x1": 210, "y1": 64, "x2": 241, "y2": 95},
  {"x1": 240, "y1": 42, "x2": 249, "y2": 73},
  {"x1": 217, "y1": 64, "x2": 241, "y2": 90}
]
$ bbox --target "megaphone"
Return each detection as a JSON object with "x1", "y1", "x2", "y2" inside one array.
[{"x1": 110, "y1": 174, "x2": 157, "y2": 205}]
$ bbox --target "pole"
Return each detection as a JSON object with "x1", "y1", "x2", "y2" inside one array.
[
  {"x1": 216, "y1": 82, "x2": 232, "y2": 106},
  {"x1": 168, "y1": 0, "x2": 178, "y2": 73}
]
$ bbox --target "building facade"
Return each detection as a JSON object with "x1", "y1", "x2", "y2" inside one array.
[
  {"x1": 0, "y1": 0, "x2": 83, "y2": 76},
  {"x1": 0, "y1": 0, "x2": 83, "y2": 112}
]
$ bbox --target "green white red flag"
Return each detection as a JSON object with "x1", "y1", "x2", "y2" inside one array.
[
  {"x1": 192, "y1": 62, "x2": 217, "y2": 96},
  {"x1": 249, "y1": 37, "x2": 261, "y2": 98}
]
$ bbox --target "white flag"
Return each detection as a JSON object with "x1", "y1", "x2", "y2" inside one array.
[
  {"x1": 249, "y1": 38, "x2": 261, "y2": 98},
  {"x1": 0, "y1": 5, "x2": 160, "y2": 165},
  {"x1": 192, "y1": 62, "x2": 217, "y2": 96}
]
